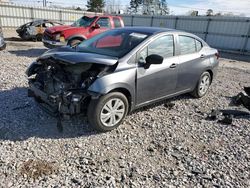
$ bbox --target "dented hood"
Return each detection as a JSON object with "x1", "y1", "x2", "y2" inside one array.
[
  {"x1": 45, "y1": 26, "x2": 88, "y2": 39},
  {"x1": 38, "y1": 46, "x2": 118, "y2": 66},
  {"x1": 45, "y1": 25, "x2": 74, "y2": 34}
]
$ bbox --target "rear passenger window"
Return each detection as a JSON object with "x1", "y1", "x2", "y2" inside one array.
[
  {"x1": 148, "y1": 35, "x2": 174, "y2": 58},
  {"x1": 196, "y1": 40, "x2": 202, "y2": 51},
  {"x1": 113, "y1": 18, "x2": 121, "y2": 28},
  {"x1": 179, "y1": 36, "x2": 196, "y2": 55}
]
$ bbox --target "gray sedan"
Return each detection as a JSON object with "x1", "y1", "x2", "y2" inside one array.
[{"x1": 26, "y1": 27, "x2": 219, "y2": 131}]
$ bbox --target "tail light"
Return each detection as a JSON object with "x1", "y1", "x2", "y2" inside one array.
[{"x1": 215, "y1": 52, "x2": 220, "y2": 59}]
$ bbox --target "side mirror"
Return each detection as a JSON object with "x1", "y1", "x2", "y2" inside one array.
[
  {"x1": 92, "y1": 23, "x2": 100, "y2": 29},
  {"x1": 144, "y1": 54, "x2": 163, "y2": 69}
]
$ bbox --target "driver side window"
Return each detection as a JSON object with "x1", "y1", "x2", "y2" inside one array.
[
  {"x1": 96, "y1": 18, "x2": 111, "y2": 28},
  {"x1": 139, "y1": 35, "x2": 174, "y2": 61}
]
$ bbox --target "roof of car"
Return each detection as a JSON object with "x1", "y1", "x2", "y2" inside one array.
[
  {"x1": 114, "y1": 27, "x2": 204, "y2": 41},
  {"x1": 32, "y1": 19, "x2": 60, "y2": 23},
  {"x1": 116, "y1": 26, "x2": 177, "y2": 34},
  {"x1": 82, "y1": 15, "x2": 122, "y2": 18}
]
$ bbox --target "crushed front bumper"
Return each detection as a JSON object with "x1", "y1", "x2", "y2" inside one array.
[
  {"x1": 28, "y1": 81, "x2": 86, "y2": 117},
  {"x1": 42, "y1": 39, "x2": 66, "y2": 49},
  {"x1": 28, "y1": 81, "x2": 59, "y2": 116}
]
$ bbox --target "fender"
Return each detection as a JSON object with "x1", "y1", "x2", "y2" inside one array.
[
  {"x1": 67, "y1": 35, "x2": 87, "y2": 42},
  {"x1": 88, "y1": 68, "x2": 136, "y2": 110},
  {"x1": 90, "y1": 82, "x2": 134, "y2": 97},
  {"x1": 89, "y1": 82, "x2": 136, "y2": 111}
]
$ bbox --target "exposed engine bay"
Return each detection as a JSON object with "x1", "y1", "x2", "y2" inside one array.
[{"x1": 27, "y1": 58, "x2": 114, "y2": 118}]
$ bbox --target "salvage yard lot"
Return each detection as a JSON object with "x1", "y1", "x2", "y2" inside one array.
[{"x1": 0, "y1": 30, "x2": 250, "y2": 187}]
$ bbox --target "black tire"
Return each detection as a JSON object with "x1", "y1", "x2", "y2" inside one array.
[
  {"x1": 191, "y1": 71, "x2": 211, "y2": 98},
  {"x1": 87, "y1": 92, "x2": 129, "y2": 132},
  {"x1": 36, "y1": 34, "x2": 43, "y2": 41},
  {"x1": 68, "y1": 39, "x2": 82, "y2": 47}
]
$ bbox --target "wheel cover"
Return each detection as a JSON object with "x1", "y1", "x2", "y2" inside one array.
[
  {"x1": 199, "y1": 74, "x2": 210, "y2": 95},
  {"x1": 100, "y1": 98, "x2": 125, "y2": 127}
]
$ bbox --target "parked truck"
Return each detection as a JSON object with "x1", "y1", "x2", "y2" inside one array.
[{"x1": 43, "y1": 15, "x2": 124, "y2": 48}]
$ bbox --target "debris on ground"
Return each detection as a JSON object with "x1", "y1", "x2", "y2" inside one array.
[
  {"x1": 233, "y1": 86, "x2": 250, "y2": 110},
  {"x1": 207, "y1": 87, "x2": 250, "y2": 124},
  {"x1": 19, "y1": 159, "x2": 58, "y2": 179},
  {"x1": 164, "y1": 102, "x2": 175, "y2": 110},
  {"x1": 218, "y1": 115, "x2": 233, "y2": 125}
]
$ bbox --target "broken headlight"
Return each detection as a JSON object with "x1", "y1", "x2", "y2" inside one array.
[{"x1": 55, "y1": 34, "x2": 60, "y2": 41}]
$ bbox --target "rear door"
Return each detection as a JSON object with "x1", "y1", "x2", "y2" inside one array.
[
  {"x1": 136, "y1": 34, "x2": 179, "y2": 105},
  {"x1": 176, "y1": 35, "x2": 210, "y2": 91}
]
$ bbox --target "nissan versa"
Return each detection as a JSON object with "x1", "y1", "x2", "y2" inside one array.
[{"x1": 26, "y1": 27, "x2": 219, "y2": 131}]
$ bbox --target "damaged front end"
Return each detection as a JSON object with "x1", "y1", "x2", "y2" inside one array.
[
  {"x1": 16, "y1": 24, "x2": 33, "y2": 40},
  {"x1": 26, "y1": 55, "x2": 117, "y2": 120}
]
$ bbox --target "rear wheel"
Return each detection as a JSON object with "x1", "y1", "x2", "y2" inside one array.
[
  {"x1": 191, "y1": 71, "x2": 211, "y2": 98},
  {"x1": 87, "y1": 92, "x2": 128, "y2": 132},
  {"x1": 68, "y1": 39, "x2": 83, "y2": 47}
]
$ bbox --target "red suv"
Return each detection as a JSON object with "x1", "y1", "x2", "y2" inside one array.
[{"x1": 43, "y1": 15, "x2": 124, "y2": 48}]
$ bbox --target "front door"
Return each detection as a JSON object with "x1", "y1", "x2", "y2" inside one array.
[
  {"x1": 88, "y1": 17, "x2": 111, "y2": 38},
  {"x1": 136, "y1": 35, "x2": 179, "y2": 105}
]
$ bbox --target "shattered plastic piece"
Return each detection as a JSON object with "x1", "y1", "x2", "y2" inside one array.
[
  {"x1": 235, "y1": 93, "x2": 250, "y2": 111},
  {"x1": 206, "y1": 109, "x2": 249, "y2": 125},
  {"x1": 220, "y1": 109, "x2": 250, "y2": 117},
  {"x1": 206, "y1": 86, "x2": 250, "y2": 125},
  {"x1": 244, "y1": 87, "x2": 250, "y2": 96},
  {"x1": 207, "y1": 109, "x2": 249, "y2": 119},
  {"x1": 206, "y1": 109, "x2": 221, "y2": 120},
  {"x1": 164, "y1": 102, "x2": 175, "y2": 110},
  {"x1": 218, "y1": 115, "x2": 233, "y2": 125}
]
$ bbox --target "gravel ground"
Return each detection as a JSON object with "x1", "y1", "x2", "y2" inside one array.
[{"x1": 0, "y1": 31, "x2": 250, "y2": 187}]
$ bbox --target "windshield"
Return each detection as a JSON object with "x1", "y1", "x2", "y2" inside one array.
[
  {"x1": 77, "y1": 29, "x2": 149, "y2": 58},
  {"x1": 71, "y1": 16, "x2": 96, "y2": 27}
]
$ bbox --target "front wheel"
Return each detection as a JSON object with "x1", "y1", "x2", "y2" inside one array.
[
  {"x1": 36, "y1": 34, "x2": 43, "y2": 41},
  {"x1": 87, "y1": 92, "x2": 129, "y2": 132},
  {"x1": 191, "y1": 71, "x2": 211, "y2": 98}
]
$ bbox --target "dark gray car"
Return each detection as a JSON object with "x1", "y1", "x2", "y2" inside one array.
[
  {"x1": 0, "y1": 27, "x2": 6, "y2": 50},
  {"x1": 16, "y1": 19, "x2": 63, "y2": 41},
  {"x1": 26, "y1": 27, "x2": 219, "y2": 131}
]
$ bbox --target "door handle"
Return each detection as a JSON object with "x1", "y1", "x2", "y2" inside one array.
[
  {"x1": 200, "y1": 54, "x2": 205, "y2": 58},
  {"x1": 170, "y1": 63, "x2": 177, "y2": 68}
]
